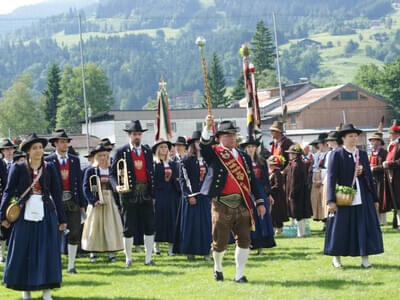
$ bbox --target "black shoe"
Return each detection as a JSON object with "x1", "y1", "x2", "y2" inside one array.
[
  {"x1": 67, "y1": 268, "x2": 77, "y2": 274},
  {"x1": 214, "y1": 271, "x2": 224, "y2": 281},
  {"x1": 108, "y1": 256, "x2": 116, "y2": 263},
  {"x1": 144, "y1": 260, "x2": 155, "y2": 266},
  {"x1": 125, "y1": 260, "x2": 132, "y2": 268},
  {"x1": 0, "y1": 257, "x2": 5, "y2": 263},
  {"x1": 187, "y1": 255, "x2": 195, "y2": 261},
  {"x1": 234, "y1": 276, "x2": 248, "y2": 283}
]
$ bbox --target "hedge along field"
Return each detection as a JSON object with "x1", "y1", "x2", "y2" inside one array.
[{"x1": 0, "y1": 218, "x2": 399, "y2": 299}]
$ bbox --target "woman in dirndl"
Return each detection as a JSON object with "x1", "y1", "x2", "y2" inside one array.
[
  {"x1": 177, "y1": 131, "x2": 212, "y2": 261},
  {"x1": 0, "y1": 134, "x2": 67, "y2": 300},
  {"x1": 325, "y1": 124, "x2": 384, "y2": 268},
  {"x1": 82, "y1": 144, "x2": 123, "y2": 262},
  {"x1": 152, "y1": 139, "x2": 180, "y2": 256},
  {"x1": 240, "y1": 136, "x2": 276, "y2": 254}
]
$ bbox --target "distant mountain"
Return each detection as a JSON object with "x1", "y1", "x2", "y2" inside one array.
[
  {"x1": 0, "y1": 0, "x2": 99, "y2": 34},
  {"x1": 0, "y1": 0, "x2": 395, "y2": 109}
]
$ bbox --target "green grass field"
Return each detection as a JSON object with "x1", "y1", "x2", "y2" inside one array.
[{"x1": 0, "y1": 217, "x2": 399, "y2": 299}]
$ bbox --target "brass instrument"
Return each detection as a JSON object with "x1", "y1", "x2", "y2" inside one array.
[
  {"x1": 89, "y1": 173, "x2": 105, "y2": 205},
  {"x1": 116, "y1": 152, "x2": 131, "y2": 194}
]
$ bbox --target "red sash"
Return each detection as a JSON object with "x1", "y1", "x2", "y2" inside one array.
[{"x1": 213, "y1": 145, "x2": 255, "y2": 231}]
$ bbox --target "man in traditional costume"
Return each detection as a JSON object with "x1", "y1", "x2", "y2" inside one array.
[
  {"x1": 110, "y1": 120, "x2": 156, "y2": 266},
  {"x1": 45, "y1": 129, "x2": 85, "y2": 274},
  {"x1": 200, "y1": 115, "x2": 265, "y2": 283},
  {"x1": 269, "y1": 121, "x2": 293, "y2": 169}
]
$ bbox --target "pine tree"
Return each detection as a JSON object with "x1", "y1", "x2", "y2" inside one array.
[
  {"x1": 42, "y1": 63, "x2": 61, "y2": 133},
  {"x1": 205, "y1": 51, "x2": 230, "y2": 108},
  {"x1": 251, "y1": 20, "x2": 276, "y2": 74},
  {"x1": 230, "y1": 74, "x2": 245, "y2": 101}
]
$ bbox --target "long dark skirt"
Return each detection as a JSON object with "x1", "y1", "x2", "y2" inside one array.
[
  {"x1": 154, "y1": 184, "x2": 179, "y2": 243},
  {"x1": 179, "y1": 194, "x2": 212, "y2": 255},
  {"x1": 251, "y1": 180, "x2": 276, "y2": 249},
  {"x1": 324, "y1": 180, "x2": 384, "y2": 257},
  {"x1": 3, "y1": 207, "x2": 62, "y2": 291}
]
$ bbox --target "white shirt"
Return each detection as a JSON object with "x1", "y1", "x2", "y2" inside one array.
[
  {"x1": 55, "y1": 151, "x2": 69, "y2": 165},
  {"x1": 130, "y1": 143, "x2": 142, "y2": 156}
]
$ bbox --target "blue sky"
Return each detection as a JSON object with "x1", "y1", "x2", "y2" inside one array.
[{"x1": 0, "y1": 0, "x2": 46, "y2": 14}]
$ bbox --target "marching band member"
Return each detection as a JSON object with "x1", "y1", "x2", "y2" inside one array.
[
  {"x1": 368, "y1": 131, "x2": 388, "y2": 225},
  {"x1": 383, "y1": 121, "x2": 400, "y2": 228},
  {"x1": 201, "y1": 116, "x2": 266, "y2": 283},
  {"x1": 82, "y1": 144, "x2": 123, "y2": 262},
  {"x1": 269, "y1": 121, "x2": 293, "y2": 169},
  {"x1": 110, "y1": 120, "x2": 156, "y2": 267},
  {"x1": 45, "y1": 129, "x2": 85, "y2": 274},
  {"x1": 152, "y1": 139, "x2": 180, "y2": 256},
  {"x1": 13, "y1": 151, "x2": 26, "y2": 163},
  {"x1": 0, "y1": 134, "x2": 67, "y2": 300},
  {"x1": 0, "y1": 153, "x2": 8, "y2": 263},
  {"x1": 240, "y1": 136, "x2": 276, "y2": 254},
  {"x1": 325, "y1": 124, "x2": 383, "y2": 268},
  {"x1": 1, "y1": 139, "x2": 17, "y2": 171},
  {"x1": 267, "y1": 155, "x2": 288, "y2": 235},
  {"x1": 177, "y1": 131, "x2": 212, "y2": 261},
  {"x1": 284, "y1": 144, "x2": 312, "y2": 237}
]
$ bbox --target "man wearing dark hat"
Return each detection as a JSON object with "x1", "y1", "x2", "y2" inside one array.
[
  {"x1": 383, "y1": 121, "x2": 400, "y2": 228},
  {"x1": 110, "y1": 120, "x2": 156, "y2": 266},
  {"x1": 0, "y1": 139, "x2": 16, "y2": 262},
  {"x1": 0, "y1": 139, "x2": 16, "y2": 172},
  {"x1": 45, "y1": 129, "x2": 85, "y2": 274},
  {"x1": 200, "y1": 115, "x2": 265, "y2": 283},
  {"x1": 269, "y1": 121, "x2": 293, "y2": 169},
  {"x1": 310, "y1": 133, "x2": 329, "y2": 223}
]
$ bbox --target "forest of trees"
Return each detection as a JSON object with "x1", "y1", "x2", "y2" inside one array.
[{"x1": 0, "y1": 0, "x2": 395, "y2": 112}]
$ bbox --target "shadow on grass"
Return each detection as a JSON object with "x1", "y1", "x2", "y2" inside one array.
[
  {"x1": 62, "y1": 280, "x2": 109, "y2": 287},
  {"x1": 247, "y1": 278, "x2": 384, "y2": 288},
  {"x1": 343, "y1": 263, "x2": 400, "y2": 271},
  {"x1": 54, "y1": 297, "x2": 158, "y2": 300}
]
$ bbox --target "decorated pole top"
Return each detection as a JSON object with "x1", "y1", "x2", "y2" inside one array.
[
  {"x1": 159, "y1": 77, "x2": 167, "y2": 91},
  {"x1": 195, "y1": 36, "x2": 206, "y2": 47},
  {"x1": 239, "y1": 43, "x2": 251, "y2": 58}
]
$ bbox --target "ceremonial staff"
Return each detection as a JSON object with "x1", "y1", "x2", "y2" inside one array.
[{"x1": 196, "y1": 36, "x2": 214, "y2": 132}]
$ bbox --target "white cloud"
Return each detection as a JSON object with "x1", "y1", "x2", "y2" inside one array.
[{"x1": 0, "y1": 0, "x2": 47, "y2": 15}]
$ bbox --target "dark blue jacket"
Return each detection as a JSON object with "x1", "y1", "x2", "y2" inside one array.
[
  {"x1": 154, "y1": 160, "x2": 180, "y2": 194},
  {"x1": 45, "y1": 153, "x2": 85, "y2": 207},
  {"x1": 254, "y1": 161, "x2": 271, "y2": 196},
  {"x1": 327, "y1": 147, "x2": 378, "y2": 204},
  {"x1": 0, "y1": 162, "x2": 66, "y2": 224},
  {"x1": 83, "y1": 166, "x2": 121, "y2": 209},
  {"x1": 179, "y1": 155, "x2": 206, "y2": 198},
  {"x1": 199, "y1": 140, "x2": 264, "y2": 206},
  {"x1": 110, "y1": 144, "x2": 155, "y2": 199}
]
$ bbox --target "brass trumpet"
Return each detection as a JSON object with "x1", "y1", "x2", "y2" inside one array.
[
  {"x1": 116, "y1": 152, "x2": 131, "y2": 194},
  {"x1": 89, "y1": 174, "x2": 105, "y2": 205}
]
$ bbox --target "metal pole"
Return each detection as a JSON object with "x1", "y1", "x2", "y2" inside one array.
[
  {"x1": 342, "y1": 110, "x2": 347, "y2": 124},
  {"x1": 78, "y1": 13, "x2": 90, "y2": 151},
  {"x1": 273, "y1": 12, "x2": 284, "y2": 117}
]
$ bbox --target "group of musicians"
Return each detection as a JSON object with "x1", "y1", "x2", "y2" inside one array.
[{"x1": 0, "y1": 114, "x2": 398, "y2": 299}]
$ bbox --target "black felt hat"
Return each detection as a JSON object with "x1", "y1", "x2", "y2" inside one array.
[
  {"x1": 215, "y1": 121, "x2": 240, "y2": 137},
  {"x1": 239, "y1": 136, "x2": 260, "y2": 149},
  {"x1": 152, "y1": 139, "x2": 173, "y2": 154},
  {"x1": 0, "y1": 139, "x2": 16, "y2": 150},
  {"x1": 337, "y1": 124, "x2": 362, "y2": 139},
  {"x1": 188, "y1": 131, "x2": 202, "y2": 144},
  {"x1": 13, "y1": 151, "x2": 26, "y2": 162},
  {"x1": 174, "y1": 136, "x2": 188, "y2": 147},
  {"x1": 315, "y1": 133, "x2": 328, "y2": 144},
  {"x1": 90, "y1": 144, "x2": 112, "y2": 156},
  {"x1": 20, "y1": 133, "x2": 48, "y2": 152},
  {"x1": 49, "y1": 129, "x2": 72, "y2": 146},
  {"x1": 123, "y1": 120, "x2": 148, "y2": 133}
]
